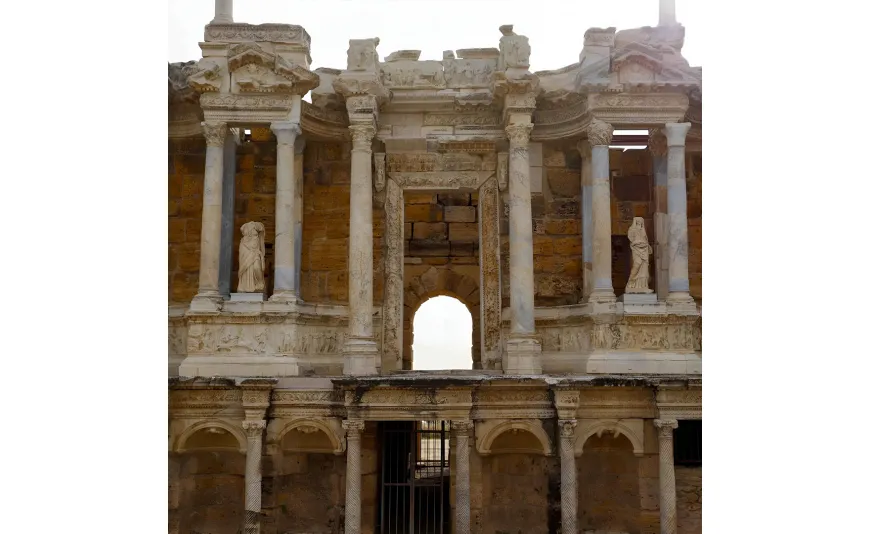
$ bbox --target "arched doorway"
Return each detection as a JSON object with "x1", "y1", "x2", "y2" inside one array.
[{"x1": 412, "y1": 296, "x2": 473, "y2": 370}]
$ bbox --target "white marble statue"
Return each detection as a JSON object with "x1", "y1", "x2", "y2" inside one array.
[
  {"x1": 238, "y1": 221, "x2": 265, "y2": 293},
  {"x1": 626, "y1": 217, "x2": 654, "y2": 294}
]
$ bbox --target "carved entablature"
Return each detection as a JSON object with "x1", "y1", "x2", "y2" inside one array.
[
  {"x1": 301, "y1": 100, "x2": 350, "y2": 140},
  {"x1": 473, "y1": 387, "x2": 554, "y2": 419},
  {"x1": 199, "y1": 93, "x2": 293, "y2": 123},
  {"x1": 270, "y1": 390, "x2": 345, "y2": 419},
  {"x1": 343, "y1": 386, "x2": 473, "y2": 421},
  {"x1": 587, "y1": 92, "x2": 689, "y2": 126},
  {"x1": 655, "y1": 384, "x2": 702, "y2": 419},
  {"x1": 389, "y1": 171, "x2": 495, "y2": 191},
  {"x1": 169, "y1": 383, "x2": 244, "y2": 420},
  {"x1": 188, "y1": 59, "x2": 223, "y2": 93},
  {"x1": 205, "y1": 23, "x2": 311, "y2": 49}
]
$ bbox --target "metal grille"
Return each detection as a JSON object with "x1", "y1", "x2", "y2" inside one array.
[{"x1": 378, "y1": 421, "x2": 451, "y2": 534}]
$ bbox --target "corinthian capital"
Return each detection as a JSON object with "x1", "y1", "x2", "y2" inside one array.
[
  {"x1": 349, "y1": 124, "x2": 376, "y2": 150},
  {"x1": 242, "y1": 420, "x2": 267, "y2": 437},
  {"x1": 586, "y1": 119, "x2": 613, "y2": 146},
  {"x1": 654, "y1": 418, "x2": 679, "y2": 437},
  {"x1": 505, "y1": 123, "x2": 533, "y2": 146},
  {"x1": 270, "y1": 121, "x2": 301, "y2": 145},
  {"x1": 648, "y1": 128, "x2": 668, "y2": 156},
  {"x1": 201, "y1": 121, "x2": 228, "y2": 147},
  {"x1": 558, "y1": 420, "x2": 577, "y2": 438},
  {"x1": 451, "y1": 420, "x2": 473, "y2": 436},
  {"x1": 342, "y1": 419, "x2": 365, "y2": 436}
]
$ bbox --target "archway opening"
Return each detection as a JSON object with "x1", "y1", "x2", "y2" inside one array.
[{"x1": 412, "y1": 295, "x2": 473, "y2": 370}]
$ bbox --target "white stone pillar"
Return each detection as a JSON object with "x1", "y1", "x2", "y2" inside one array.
[
  {"x1": 659, "y1": 0, "x2": 677, "y2": 26},
  {"x1": 587, "y1": 119, "x2": 616, "y2": 303},
  {"x1": 270, "y1": 121, "x2": 301, "y2": 302},
  {"x1": 663, "y1": 123, "x2": 695, "y2": 309},
  {"x1": 654, "y1": 419, "x2": 678, "y2": 534},
  {"x1": 294, "y1": 139, "x2": 305, "y2": 296},
  {"x1": 578, "y1": 141, "x2": 593, "y2": 299},
  {"x1": 211, "y1": 0, "x2": 233, "y2": 24},
  {"x1": 452, "y1": 420, "x2": 472, "y2": 534},
  {"x1": 342, "y1": 123, "x2": 379, "y2": 375},
  {"x1": 191, "y1": 121, "x2": 228, "y2": 313},
  {"x1": 559, "y1": 420, "x2": 578, "y2": 534},
  {"x1": 242, "y1": 419, "x2": 266, "y2": 534},
  {"x1": 649, "y1": 129, "x2": 669, "y2": 301},
  {"x1": 504, "y1": 121, "x2": 542, "y2": 374},
  {"x1": 342, "y1": 420, "x2": 365, "y2": 534}
]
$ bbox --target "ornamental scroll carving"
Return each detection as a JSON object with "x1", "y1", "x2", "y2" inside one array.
[
  {"x1": 586, "y1": 119, "x2": 613, "y2": 146},
  {"x1": 479, "y1": 178, "x2": 502, "y2": 369},
  {"x1": 200, "y1": 93, "x2": 294, "y2": 111},
  {"x1": 204, "y1": 23, "x2": 310, "y2": 46},
  {"x1": 505, "y1": 123, "x2": 533, "y2": 146},
  {"x1": 373, "y1": 153, "x2": 386, "y2": 192},
  {"x1": 496, "y1": 152, "x2": 508, "y2": 191},
  {"x1": 388, "y1": 171, "x2": 494, "y2": 190},
  {"x1": 422, "y1": 113, "x2": 501, "y2": 127}
]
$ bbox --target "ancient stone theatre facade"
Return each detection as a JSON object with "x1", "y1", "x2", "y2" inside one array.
[{"x1": 168, "y1": 1, "x2": 702, "y2": 533}]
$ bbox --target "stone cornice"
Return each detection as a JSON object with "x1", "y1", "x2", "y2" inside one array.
[{"x1": 204, "y1": 23, "x2": 311, "y2": 49}]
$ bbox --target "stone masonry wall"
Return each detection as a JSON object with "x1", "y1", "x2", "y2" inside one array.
[
  {"x1": 576, "y1": 434, "x2": 641, "y2": 533},
  {"x1": 169, "y1": 137, "x2": 207, "y2": 304},
  {"x1": 271, "y1": 453, "x2": 345, "y2": 534},
  {"x1": 481, "y1": 454, "x2": 553, "y2": 534},
  {"x1": 676, "y1": 466, "x2": 702, "y2": 534},
  {"x1": 687, "y1": 154, "x2": 701, "y2": 302},
  {"x1": 176, "y1": 450, "x2": 246, "y2": 534}
]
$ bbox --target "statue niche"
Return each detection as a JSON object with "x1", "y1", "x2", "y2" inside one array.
[{"x1": 237, "y1": 221, "x2": 266, "y2": 293}]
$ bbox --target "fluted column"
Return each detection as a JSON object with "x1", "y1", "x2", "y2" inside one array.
[
  {"x1": 587, "y1": 119, "x2": 616, "y2": 303},
  {"x1": 504, "y1": 121, "x2": 542, "y2": 374},
  {"x1": 663, "y1": 123, "x2": 695, "y2": 309},
  {"x1": 578, "y1": 141, "x2": 593, "y2": 299},
  {"x1": 559, "y1": 420, "x2": 578, "y2": 534},
  {"x1": 211, "y1": 0, "x2": 233, "y2": 24},
  {"x1": 452, "y1": 420, "x2": 472, "y2": 534},
  {"x1": 191, "y1": 121, "x2": 228, "y2": 313},
  {"x1": 654, "y1": 419, "x2": 679, "y2": 534},
  {"x1": 270, "y1": 121, "x2": 301, "y2": 302},
  {"x1": 649, "y1": 129, "x2": 669, "y2": 301},
  {"x1": 242, "y1": 419, "x2": 266, "y2": 534},
  {"x1": 342, "y1": 420, "x2": 365, "y2": 534},
  {"x1": 342, "y1": 123, "x2": 379, "y2": 375}
]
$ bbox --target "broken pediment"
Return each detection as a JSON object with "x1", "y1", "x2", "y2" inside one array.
[
  {"x1": 187, "y1": 59, "x2": 223, "y2": 93},
  {"x1": 226, "y1": 42, "x2": 320, "y2": 94},
  {"x1": 228, "y1": 42, "x2": 276, "y2": 71},
  {"x1": 233, "y1": 63, "x2": 296, "y2": 93}
]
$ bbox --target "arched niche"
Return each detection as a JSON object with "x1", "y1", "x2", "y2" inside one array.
[
  {"x1": 174, "y1": 420, "x2": 246, "y2": 453},
  {"x1": 275, "y1": 418, "x2": 345, "y2": 455},
  {"x1": 476, "y1": 419, "x2": 552, "y2": 456},
  {"x1": 575, "y1": 419, "x2": 644, "y2": 457}
]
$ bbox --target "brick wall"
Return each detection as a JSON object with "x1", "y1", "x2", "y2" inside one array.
[{"x1": 168, "y1": 138, "x2": 206, "y2": 304}]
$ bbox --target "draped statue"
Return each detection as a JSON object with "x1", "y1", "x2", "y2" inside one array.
[
  {"x1": 237, "y1": 221, "x2": 265, "y2": 293},
  {"x1": 626, "y1": 217, "x2": 654, "y2": 294}
]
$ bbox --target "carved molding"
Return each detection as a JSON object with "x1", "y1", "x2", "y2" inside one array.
[
  {"x1": 174, "y1": 419, "x2": 247, "y2": 453},
  {"x1": 274, "y1": 417, "x2": 346, "y2": 454},
  {"x1": 200, "y1": 93, "x2": 294, "y2": 111},
  {"x1": 479, "y1": 178, "x2": 503, "y2": 370},
  {"x1": 504, "y1": 123, "x2": 533, "y2": 146},
  {"x1": 388, "y1": 170, "x2": 495, "y2": 190},
  {"x1": 496, "y1": 152, "x2": 508, "y2": 191},
  {"x1": 476, "y1": 419, "x2": 552, "y2": 456},
  {"x1": 575, "y1": 418, "x2": 645, "y2": 457},
  {"x1": 349, "y1": 124, "x2": 376, "y2": 149},
  {"x1": 373, "y1": 153, "x2": 386, "y2": 192},
  {"x1": 204, "y1": 23, "x2": 311, "y2": 47}
]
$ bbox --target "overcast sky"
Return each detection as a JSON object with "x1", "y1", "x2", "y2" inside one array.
[
  {"x1": 168, "y1": 0, "x2": 703, "y2": 370},
  {"x1": 169, "y1": 0, "x2": 705, "y2": 70}
]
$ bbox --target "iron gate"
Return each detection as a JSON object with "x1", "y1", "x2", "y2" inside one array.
[{"x1": 378, "y1": 420, "x2": 451, "y2": 534}]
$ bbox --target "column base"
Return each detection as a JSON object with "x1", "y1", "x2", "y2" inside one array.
[
  {"x1": 587, "y1": 290, "x2": 617, "y2": 304},
  {"x1": 189, "y1": 292, "x2": 223, "y2": 315},
  {"x1": 503, "y1": 335, "x2": 542, "y2": 375},
  {"x1": 342, "y1": 337, "x2": 379, "y2": 376},
  {"x1": 269, "y1": 290, "x2": 298, "y2": 304},
  {"x1": 666, "y1": 292, "x2": 698, "y2": 314}
]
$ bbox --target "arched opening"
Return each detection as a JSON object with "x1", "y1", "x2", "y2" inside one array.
[{"x1": 411, "y1": 295, "x2": 473, "y2": 370}]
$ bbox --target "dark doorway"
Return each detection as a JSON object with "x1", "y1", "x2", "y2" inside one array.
[{"x1": 377, "y1": 421, "x2": 451, "y2": 534}]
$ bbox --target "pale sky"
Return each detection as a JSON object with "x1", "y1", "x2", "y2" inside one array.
[{"x1": 168, "y1": 0, "x2": 703, "y2": 370}]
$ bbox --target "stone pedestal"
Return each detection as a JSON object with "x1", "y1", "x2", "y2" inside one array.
[
  {"x1": 503, "y1": 335, "x2": 542, "y2": 375},
  {"x1": 621, "y1": 293, "x2": 658, "y2": 305},
  {"x1": 230, "y1": 293, "x2": 265, "y2": 302}
]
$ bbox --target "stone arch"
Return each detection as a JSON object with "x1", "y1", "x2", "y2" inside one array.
[
  {"x1": 404, "y1": 265, "x2": 480, "y2": 369},
  {"x1": 476, "y1": 419, "x2": 552, "y2": 456},
  {"x1": 174, "y1": 420, "x2": 246, "y2": 453},
  {"x1": 575, "y1": 419, "x2": 645, "y2": 457},
  {"x1": 275, "y1": 418, "x2": 345, "y2": 455}
]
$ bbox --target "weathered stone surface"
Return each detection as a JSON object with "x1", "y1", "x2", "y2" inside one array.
[{"x1": 444, "y1": 205, "x2": 476, "y2": 223}]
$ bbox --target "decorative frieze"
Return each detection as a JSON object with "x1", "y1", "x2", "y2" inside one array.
[
  {"x1": 204, "y1": 23, "x2": 311, "y2": 47},
  {"x1": 388, "y1": 171, "x2": 494, "y2": 190}
]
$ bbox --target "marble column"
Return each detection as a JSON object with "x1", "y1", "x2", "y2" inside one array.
[
  {"x1": 211, "y1": 0, "x2": 233, "y2": 24},
  {"x1": 578, "y1": 141, "x2": 593, "y2": 299},
  {"x1": 659, "y1": 0, "x2": 677, "y2": 26},
  {"x1": 342, "y1": 420, "x2": 365, "y2": 534},
  {"x1": 654, "y1": 419, "x2": 679, "y2": 534},
  {"x1": 559, "y1": 420, "x2": 578, "y2": 534},
  {"x1": 663, "y1": 123, "x2": 695, "y2": 308},
  {"x1": 294, "y1": 138, "x2": 305, "y2": 296},
  {"x1": 504, "y1": 121, "x2": 542, "y2": 374},
  {"x1": 452, "y1": 420, "x2": 472, "y2": 534},
  {"x1": 242, "y1": 419, "x2": 267, "y2": 534},
  {"x1": 587, "y1": 119, "x2": 616, "y2": 303},
  {"x1": 343, "y1": 124, "x2": 379, "y2": 375},
  {"x1": 191, "y1": 121, "x2": 228, "y2": 313},
  {"x1": 649, "y1": 129, "x2": 669, "y2": 301},
  {"x1": 270, "y1": 121, "x2": 301, "y2": 302}
]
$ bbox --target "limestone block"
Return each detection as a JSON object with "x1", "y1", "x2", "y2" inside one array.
[
  {"x1": 444, "y1": 205, "x2": 476, "y2": 222},
  {"x1": 547, "y1": 168, "x2": 581, "y2": 198},
  {"x1": 449, "y1": 222, "x2": 479, "y2": 242},
  {"x1": 412, "y1": 222, "x2": 447, "y2": 241}
]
